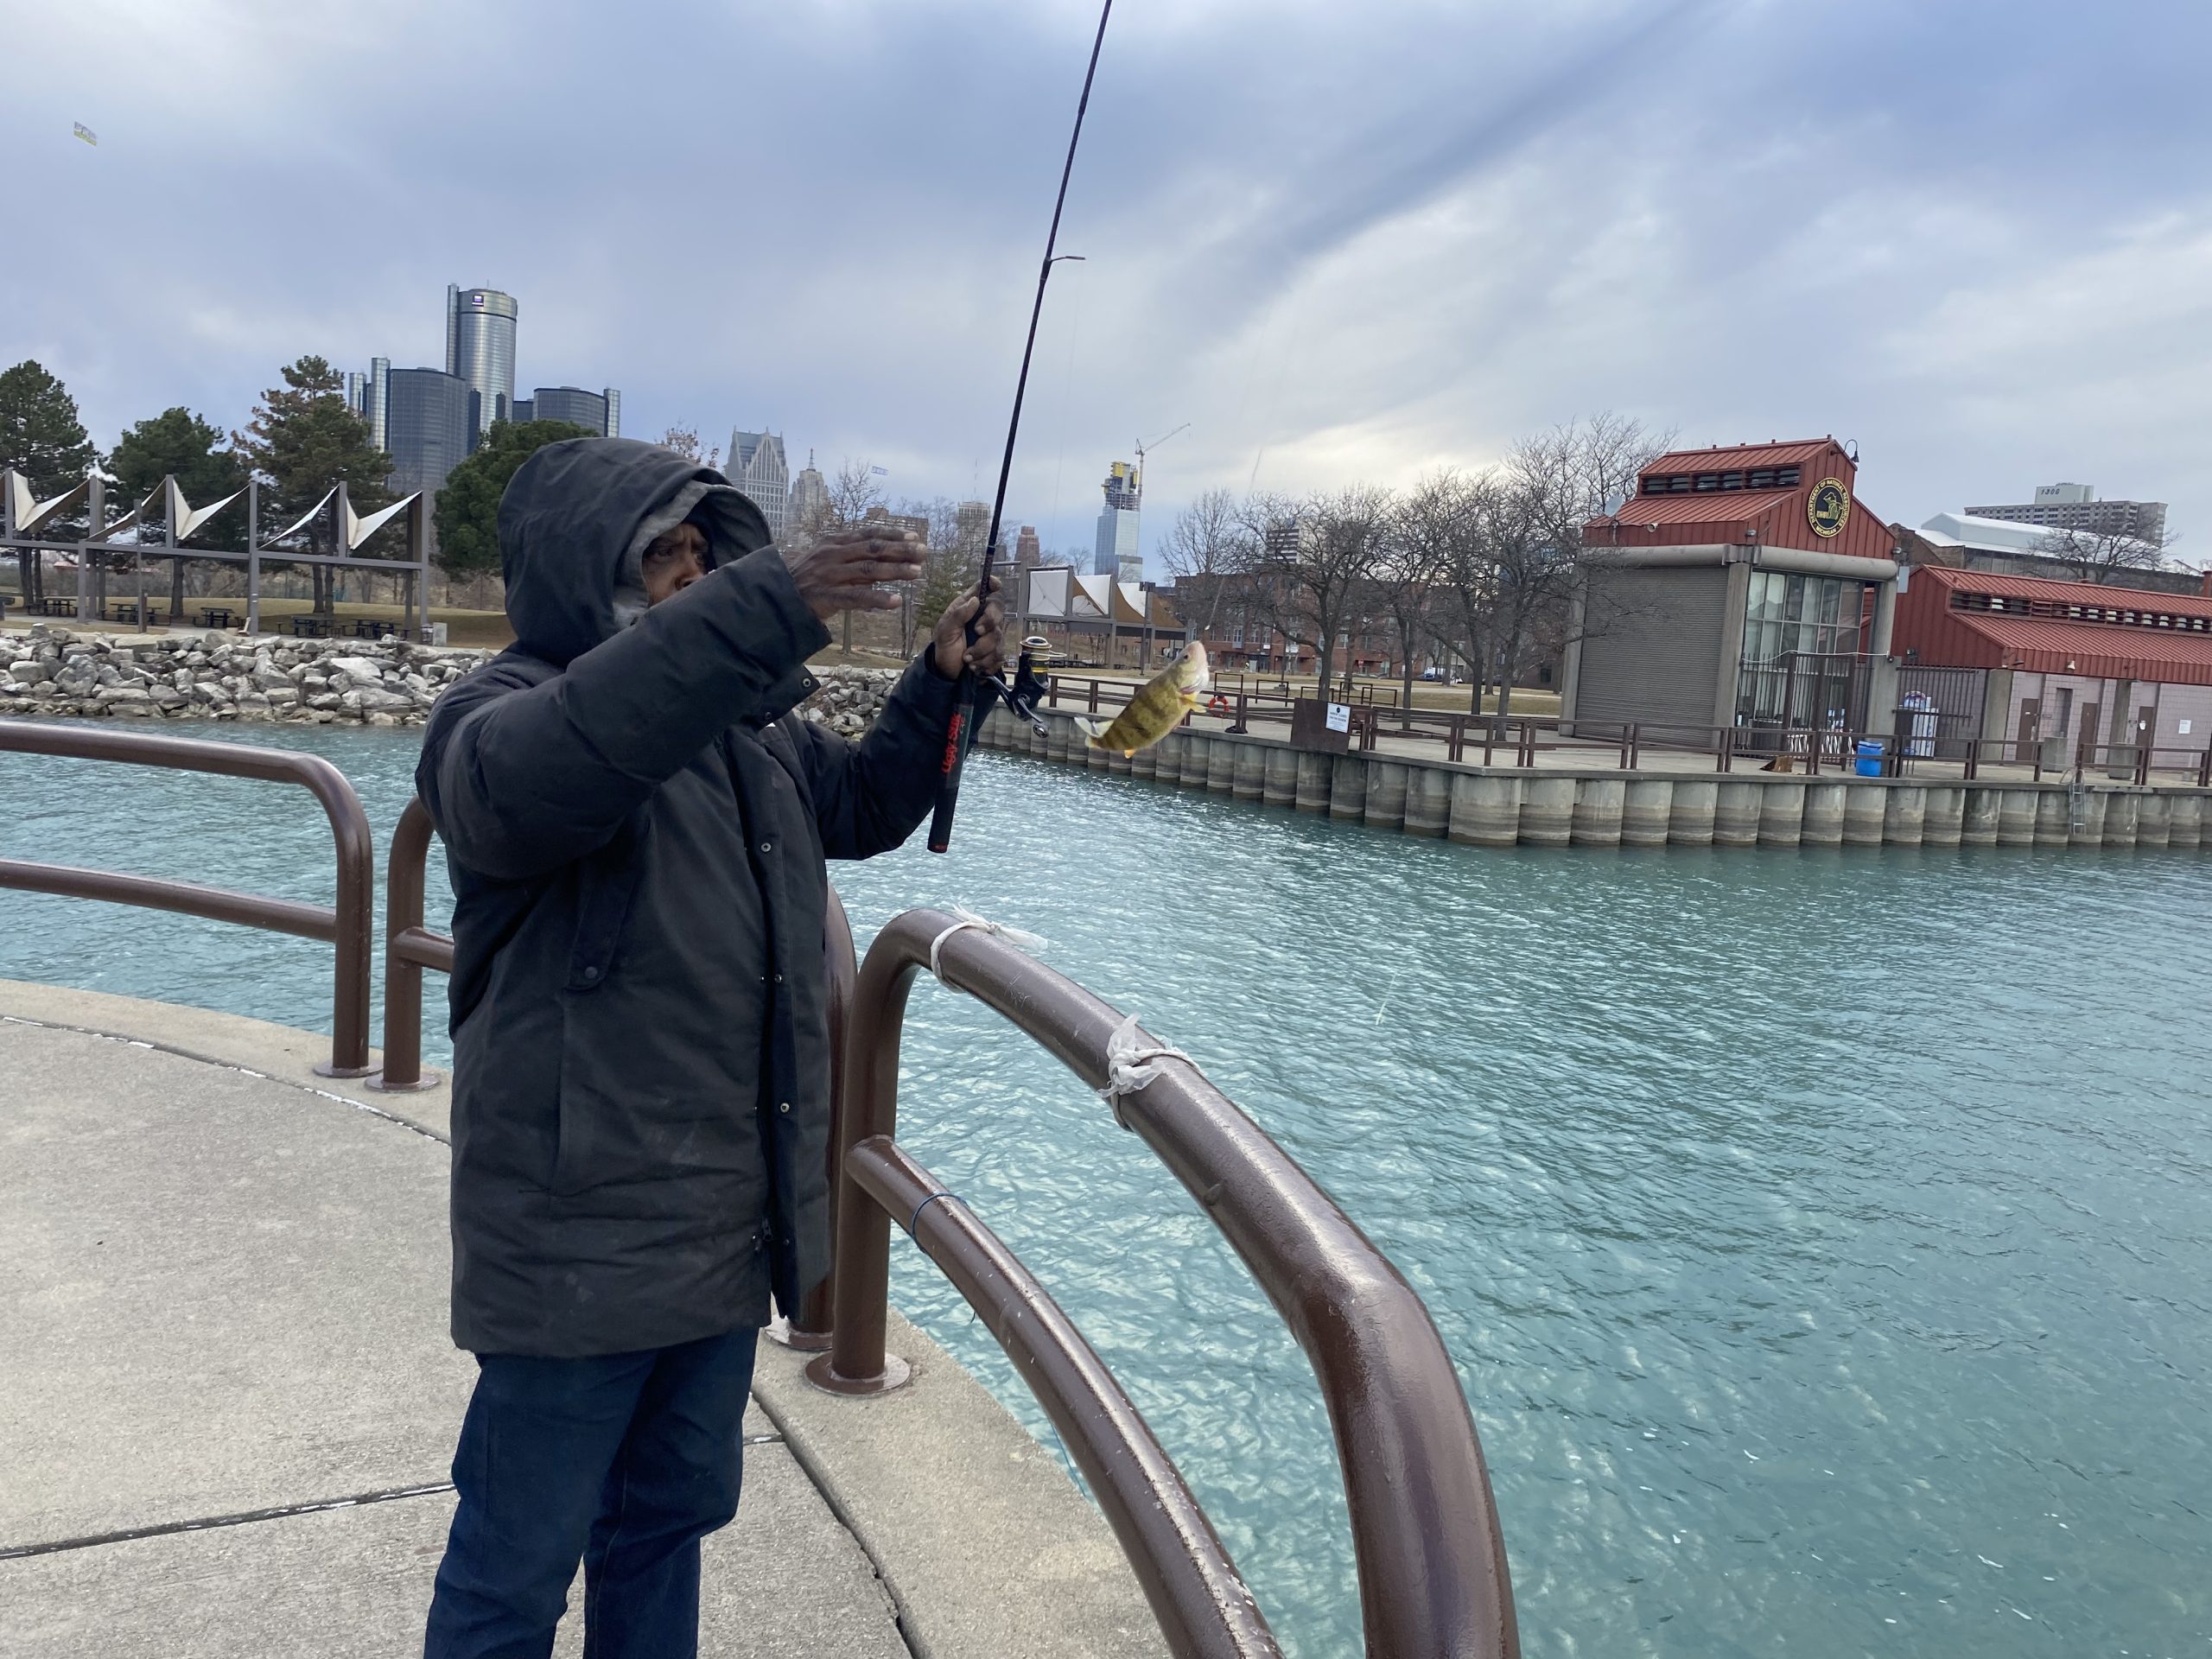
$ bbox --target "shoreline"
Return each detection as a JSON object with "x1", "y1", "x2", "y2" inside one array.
[{"x1": 0, "y1": 624, "x2": 898, "y2": 731}]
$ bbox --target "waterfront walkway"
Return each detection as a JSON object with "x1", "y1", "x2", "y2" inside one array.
[{"x1": 0, "y1": 981, "x2": 1157, "y2": 1659}]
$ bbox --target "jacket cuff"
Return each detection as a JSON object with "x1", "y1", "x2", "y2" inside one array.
[
  {"x1": 901, "y1": 647, "x2": 963, "y2": 709},
  {"x1": 733, "y1": 548, "x2": 832, "y2": 716}
]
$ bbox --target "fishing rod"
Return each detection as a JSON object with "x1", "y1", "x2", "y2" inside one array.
[{"x1": 927, "y1": 0, "x2": 1115, "y2": 855}]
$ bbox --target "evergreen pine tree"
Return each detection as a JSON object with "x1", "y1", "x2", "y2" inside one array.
[
  {"x1": 0, "y1": 359, "x2": 99, "y2": 603},
  {"x1": 234, "y1": 356, "x2": 394, "y2": 615}
]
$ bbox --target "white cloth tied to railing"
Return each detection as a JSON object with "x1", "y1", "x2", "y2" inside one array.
[
  {"x1": 1096, "y1": 1013, "x2": 1194, "y2": 1128},
  {"x1": 927, "y1": 906, "x2": 1047, "y2": 982}
]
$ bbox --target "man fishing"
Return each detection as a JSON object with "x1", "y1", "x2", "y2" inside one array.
[{"x1": 414, "y1": 435, "x2": 1003, "y2": 1658}]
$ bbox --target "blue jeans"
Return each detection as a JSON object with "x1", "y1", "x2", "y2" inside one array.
[{"x1": 423, "y1": 1326, "x2": 761, "y2": 1659}]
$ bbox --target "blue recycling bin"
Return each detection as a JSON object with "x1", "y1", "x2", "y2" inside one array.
[{"x1": 1854, "y1": 740, "x2": 1885, "y2": 778}]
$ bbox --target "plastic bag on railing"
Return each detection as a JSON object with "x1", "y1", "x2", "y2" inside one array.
[
  {"x1": 926, "y1": 906, "x2": 1047, "y2": 982},
  {"x1": 1096, "y1": 1013, "x2": 1193, "y2": 1129}
]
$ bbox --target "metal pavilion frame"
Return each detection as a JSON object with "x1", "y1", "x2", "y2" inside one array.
[{"x1": 1, "y1": 468, "x2": 432, "y2": 639}]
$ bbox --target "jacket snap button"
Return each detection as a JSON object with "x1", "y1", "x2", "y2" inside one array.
[
  {"x1": 582, "y1": 965, "x2": 600, "y2": 982},
  {"x1": 779, "y1": 1101, "x2": 791, "y2": 1114},
  {"x1": 772, "y1": 972, "x2": 783, "y2": 983},
  {"x1": 760, "y1": 841, "x2": 772, "y2": 854}
]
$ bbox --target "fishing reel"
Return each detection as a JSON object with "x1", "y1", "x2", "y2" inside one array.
[{"x1": 979, "y1": 646, "x2": 1052, "y2": 736}]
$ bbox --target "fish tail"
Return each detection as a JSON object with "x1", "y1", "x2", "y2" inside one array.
[{"x1": 1074, "y1": 716, "x2": 1109, "y2": 741}]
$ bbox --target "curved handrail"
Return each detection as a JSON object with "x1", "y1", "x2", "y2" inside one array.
[
  {"x1": 813, "y1": 907, "x2": 1519, "y2": 1659},
  {"x1": 368, "y1": 797, "x2": 453, "y2": 1090},
  {"x1": 836, "y1": 1129, "x2": 1281, "y2": 1658},
  {"x1": 0, "y1": 721, "x2": 375, "y2": 1075}
]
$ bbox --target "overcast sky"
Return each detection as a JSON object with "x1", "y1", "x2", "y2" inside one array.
[{"x1": 8, "y1": 0, "x2": 2209, "y2": 572}]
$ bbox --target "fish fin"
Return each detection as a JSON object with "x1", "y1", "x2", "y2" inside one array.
[{"x1": 1074, "y1": 716, "x2": 1108, "y2": 740}]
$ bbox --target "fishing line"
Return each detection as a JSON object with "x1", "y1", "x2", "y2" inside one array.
[
  {"x1": 929, "y1": 0, "x2": 1116, "y2": 854},
  {"x1": 1044, "y1": 257, "x2": 1088, "y2": 559}
]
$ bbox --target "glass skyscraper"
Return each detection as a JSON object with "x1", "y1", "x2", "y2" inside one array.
[
  {"x1": 446, "y1": 284, "x2": 519, "y2": 451},
  {"x1": 528, "y1": 386, "x2": 620, "y2": 436},
  {"x1": 1095, "y1": 460, "x2": 1142, "y2": 581},
  {"x1": 384, "y1": 368, "x2": 472, "y2": 499}
]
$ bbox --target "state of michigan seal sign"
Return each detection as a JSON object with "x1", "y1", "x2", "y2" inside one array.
[{"x1": 1808, "y1": 478, "x2": 1850, "y2": 538}]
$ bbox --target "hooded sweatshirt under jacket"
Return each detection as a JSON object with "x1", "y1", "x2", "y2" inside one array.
[{"x1": 417, "y1": 437, "x2": 957, "y2": 1357}]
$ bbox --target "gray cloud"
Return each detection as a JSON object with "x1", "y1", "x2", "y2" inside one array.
[{"x1": 6, "y1": 0, "x2": 2208, "y2": 567}]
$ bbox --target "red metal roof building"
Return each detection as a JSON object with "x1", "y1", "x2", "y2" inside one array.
[
  {"x1": 1584, "y1": 437, "x2": 1897, "y2": 562},
  {"x1": 1891, "y1": 564, "x2": 2212, "y2": 766},
  {"x1": 1896, "y1": 565, "x2": 2212, "y2": 687},
  {"x1": 1561, "y1": 438, "x2": 1904, "y2": 739}
]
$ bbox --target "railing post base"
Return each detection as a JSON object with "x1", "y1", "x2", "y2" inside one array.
[
  {"x1": 804, "y1": 1351, "x2": 913, "y2": 1396},
  {"x1": 313, "y1": 1059, "x2": 378, "y2": 1079},
  {"x1": 363, "y1": 1067, "x2": 442, "y2": 1092}
]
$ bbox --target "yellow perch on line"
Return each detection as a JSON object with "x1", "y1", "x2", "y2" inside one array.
[{"x1": 1074, "y1": 642, "x2": 1211, "y2": 756}]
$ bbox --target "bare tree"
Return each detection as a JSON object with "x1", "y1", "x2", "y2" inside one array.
[
  {"x1": 1262, "y1": 486, "x2": 1395, "y2": 702},
  {"x1": 658, "y1": 424, "x2": 722, "y2": 470},
  {"x1": 899, "y1": 496, "x2": 976, "y2": 644},
  {"x1": 827, "y1": 460, "x2": 886, "y2": 526},
  {"x1": 1494, "y1": 413, "x2": 1671, "y2": 724},
  {"x1": 1385, "y1": 470, "x2": 1481, "y2": 709},
  {"x1": 2034, "y1": 524, "x2": 2180, "y2": 584},
  {"x1": 789, "y1": 461, "x2": 893, "y2": 653},
  {"x1": 1160, "y1": 487, "x2": 1256, "y2": 639}
]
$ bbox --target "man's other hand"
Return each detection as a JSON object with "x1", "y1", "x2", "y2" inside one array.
[
  {"x1": 933, "y1": 576, "x2": 1005, "y2": 681},
  {"x1": 780, "y1": 530, "x2": 925, "y2": 621}
]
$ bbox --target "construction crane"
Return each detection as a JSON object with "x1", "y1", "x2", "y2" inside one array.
[{"x1": 1133, "y1": 422, "x2": 1190, "y2": 493}]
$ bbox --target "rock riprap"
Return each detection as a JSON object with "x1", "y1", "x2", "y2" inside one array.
[{"x1": 0, "y1": 625, "x2": 899, "y2": 732}]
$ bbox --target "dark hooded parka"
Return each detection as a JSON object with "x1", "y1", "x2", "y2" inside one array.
[{"x1": 417, "y1": 437, "x2": 957, "y2": 1357}]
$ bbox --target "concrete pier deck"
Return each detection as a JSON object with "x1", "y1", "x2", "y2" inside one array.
[{"x1": 0, "y1": 981, "x2": 1157, "y2": 1658}]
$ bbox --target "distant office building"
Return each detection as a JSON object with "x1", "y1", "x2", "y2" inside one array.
[
  {"x1": 446, "y1": 284, "x2": 519, "y2": 450},
  {"x1": 1095, "y1": 461, "x2": 1142, "y2": 582},
  {"x1": 862, "y1": 505, "x2": 931, "y2": 553},
  {"x1": 384, "y1": 368, "x2": 472, "y2": 499},
  {"x1": 367, "y1": 358, "x2": 391, "y2": 453},
  {"x1": 956, "y1": 499, "x2": 990, "y2": 558},
  {"x1": 1014, "y1": 525, "x2": 1041, "y2": 568},
  {"x1": 511, "y1": 398, "x2": 533, "y2": 425},
  {"x1": 787, "y1": 451, "x2": 828, "y2": 537},
  {"x1": 524, "y1": 386, "x2": 620, "y2": 437},
  {"x1": 344, "y1": 371, "x2": 368, "y2": 424},
  {"x1": 1962, "y1": 482, "x2": 2168, "y2": 546},
  {"x1": 728, "y1": 429, "x2": 790, "y2": 540}
]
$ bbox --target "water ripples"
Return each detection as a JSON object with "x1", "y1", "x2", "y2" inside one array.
[{"x1": 4, "y1": 725, "x2": 2209, "y2": 1656}]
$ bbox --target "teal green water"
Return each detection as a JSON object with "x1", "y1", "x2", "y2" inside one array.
[{"x1": 5, "y1": 720, "x2": 2210, "y2": 1658}]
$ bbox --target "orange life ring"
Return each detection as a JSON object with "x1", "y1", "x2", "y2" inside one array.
[{"x1": 1206, "y1": 692, "x2": 1231, "y2": 717}]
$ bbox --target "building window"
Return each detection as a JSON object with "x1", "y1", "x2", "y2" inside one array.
[{"x1": 1734, "y1": 570, "x2": 1870, "y2": 728}]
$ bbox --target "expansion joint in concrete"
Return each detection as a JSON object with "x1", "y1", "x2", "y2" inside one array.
[
  {"x1": 0, "y1": 1013, "x2": 450, "y2": 1145},
  {"x1": 0, "y1": 1482, "x2": 457, "y2": 1561},
  {"x1": 747, "y1": 1388, "x2": 925, "y2": 1659}
]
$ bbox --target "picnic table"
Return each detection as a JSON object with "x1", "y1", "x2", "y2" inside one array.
[
  {"x1": 34, "y1": 597, "x2": 74, "y2": 617},
  {"x1": 288, "y1": 613, "x2": 333, "y2": 639},
  {"x1": 347, "y1": 617, "x2": 398, "y2": 640},
  {"x1": 198, "y1": 606, "x2": 238, "y2": 630},
  {"x1": 107, "y1": 601, "x2": 143, "y2": 626}
]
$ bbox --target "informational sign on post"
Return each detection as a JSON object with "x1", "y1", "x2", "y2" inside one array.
[{"x1": 1325, "y1": 702, "x2": 1351, "y2": 734}]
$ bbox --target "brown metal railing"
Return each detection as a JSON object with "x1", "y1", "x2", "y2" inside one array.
[
  {"x1": 1027, "y1": 683, "x2": 2212, "y2": 788},
  {"x1": 0, "y1": 721, "x2": 375, "y2": 1075},
  {"x1": 367, "y1": 797, "x2": 454, "y2": 1091},
  {"x1": 806, "y1": 907, "x2": 1518, "y2": 1659}
]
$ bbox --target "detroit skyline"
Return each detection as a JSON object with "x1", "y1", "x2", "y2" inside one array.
[{"x1": 6, "y1": 0, "x2": 2206, "y2": 568}]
